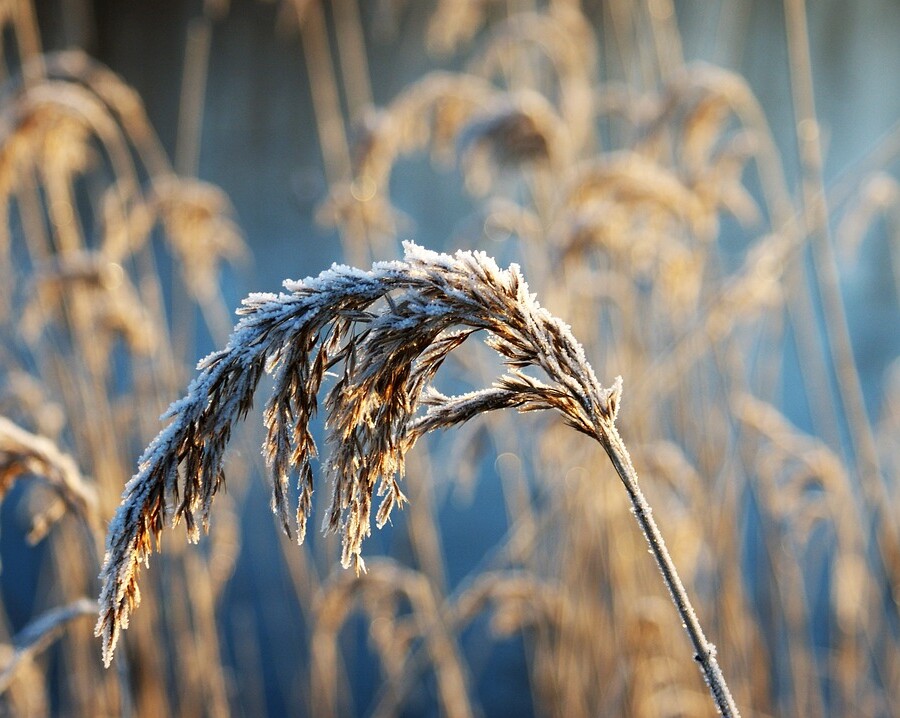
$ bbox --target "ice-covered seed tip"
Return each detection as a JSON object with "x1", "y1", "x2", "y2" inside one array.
[{"x1": 96, "y1": 241, "x2": 619, "y2": 665}]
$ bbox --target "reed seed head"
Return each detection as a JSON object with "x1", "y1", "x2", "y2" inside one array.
[{"x1": 95, "y1": 241, "x2": 621, "y2": 666}]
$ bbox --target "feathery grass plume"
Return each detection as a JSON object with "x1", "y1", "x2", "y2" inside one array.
[
  {"x1": 0, "y1": 416, "x2": 98, "y2": 537},
  {"x1": 734, "y1": 393, "x2": 882, "y2": 713},
  {"x1": 151, "y1": 176, "x2": 247, "y2": 300},
  {"x1": 97, "y1": 242, "x2": 739, "y2": 715},
  {"x1": 0, "y1": 371, "x2": 66, "y2": 440},
  {"x1": 150, "y1": 175, "x2": 248, "y2": 337},
  {"x1": 340, "y1": 72, "x2": 497, "y2": 185},
  {"x1": 0, "y1": 45, "x2": 242, "y2": 715},
  {"x1": 631, "y1": 68, "x2": 764, "y2": 230},
  {"x1": 469, "y1": 6, "x2": 598, "y2": 88},
  {"x1": 42, "y1": 50, "x2": 167, "y2": 161},
  {"x1": 467, "y1": 6, "x2": 597, "y2": 151},
  {"x1": 0, "y1": 599, "x2": 98, "y2": 694},
  {"x1": 312, "y1": 558, "x2": 473, "y2": 718},
  {"x1": 426, "y1": 0, "x2": 491, "y2": 55},
  {"x1": 457, "y1": 91, "x2": 568, "y2": 195},
  {"x1": 557, "y1": 151, "x2": 713, "y2": 240},
  {"x1": 317, "y1": 72, "x2": 495, "y2": 254},
  {"x1": 451, "y1": 570, "x2": 567, "y2": 637},
  {"x1": 21, "y1": 251, "x2": 158, "y2": 363}
]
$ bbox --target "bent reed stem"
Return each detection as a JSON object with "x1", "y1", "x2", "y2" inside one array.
[{"x1": 596, "y1": 415, "x2": 740, "y2": 717}]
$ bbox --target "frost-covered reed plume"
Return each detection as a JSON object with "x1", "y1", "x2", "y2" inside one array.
[{"x1": 97, "y1": 242, "x2": 739, "y2": 716}]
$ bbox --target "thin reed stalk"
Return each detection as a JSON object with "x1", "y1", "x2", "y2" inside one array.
[
  {"x1": 594, "y1": 410, "x2": 739, "y2": 716},
  {"x1": 784, "y1": 0, "x2": 900, "y2": 610}
]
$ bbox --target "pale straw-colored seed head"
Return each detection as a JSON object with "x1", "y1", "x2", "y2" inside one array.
[
  {"x1": 151, "y1": 176, "x2": 248, "y2": 302},
  {"x1": 21, "y1": 251, "x2": 158, "y2": 359},
  {"x1": 557, "y1": 151, "x2": 712, "y2": 238},
  {"x1": 95, "y1": 241, "x2": 620, "y2": 667},
  {"x1": 467, "y1": 6, "x2": 597, "y2": 151},
  {"x1": 0, "y1": 416, "x2": 98, "y2": 534},
  {"x1": 350, "y1": 72, "x2": 497, "y2": 186},
  {"x1": 0, "y1": 371, "x2": 66, "y2": 440},
  {"x1": 426, "y1": 0, "x2": 489, "y2": 55},
  {"x1": 458, "y1": 90, "x2": 568, "y2": 195}
]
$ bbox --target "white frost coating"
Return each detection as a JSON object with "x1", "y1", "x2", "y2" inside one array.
[
  {"x1": 96, "y1": 240, "x2": 622, "y2": 669},
  {"x1": 243, "y1": 291, "x2": 279, "y2": 305},
  {"x1": 422, "y1": 301, "x2": 452, "y2": 317},
  {"x1": 370, "y1": 258, "x2": 410, "y2": 275}
]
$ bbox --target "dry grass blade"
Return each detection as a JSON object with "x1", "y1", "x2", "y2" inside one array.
[{"x1": 96, "y1": 242, "x2": 738, "y2": 716}]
